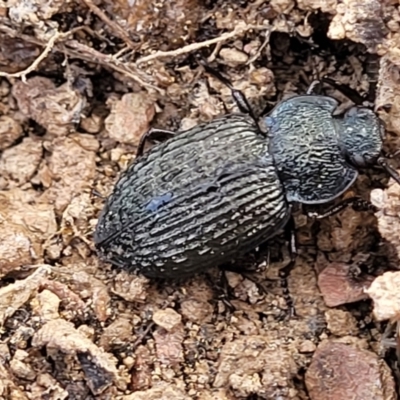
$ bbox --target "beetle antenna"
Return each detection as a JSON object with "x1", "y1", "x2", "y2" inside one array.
[
  {"x1": 200, "y1": 61, "x2": 259, "y2": 123},
  {"x1": 377, "y1": 157, "x2": 400, "y2": 185}
]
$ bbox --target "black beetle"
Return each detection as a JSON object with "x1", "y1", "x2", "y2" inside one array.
[
  {"x1": 94, "y1": 113, "x2": 291, "y2": 279},
  {"x1": 94, "y1": 65, "x2": 400, "y2": 307}
]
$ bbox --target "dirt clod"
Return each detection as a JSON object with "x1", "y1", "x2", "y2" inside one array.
[
  {"x1": 32, "y1": 319, "x2": 119, "y2": 395},
  {"x1": 152, "y1": 308, "x2": 182, "y2": 331},
  {"x1": 105, "y1": 92, "x2": 155, "y2": 145},
  {"x1": 366, "y1": 271, "x2": 400, "y2": 321}
]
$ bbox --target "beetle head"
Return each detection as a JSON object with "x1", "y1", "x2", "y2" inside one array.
[
  {"x1": 339, "y1": 106, "x2": 400, "y2": 185},
  {"x1": 339, "y1": 107, "x2": 384, "y2": 168}
]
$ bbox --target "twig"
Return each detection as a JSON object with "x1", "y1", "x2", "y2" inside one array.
[
  {"x1": 63, "y1": 40, "x2": 163, "y2": 93},
  {"x1": 246, "y1": 28, "x2": 271, "y2": 65},
  {"x1": 112, "y1": 46, "x2": 132, "y2": 61},
  {"x1": 0, "y1": 24, "x2": 163, "y2": 94},
  {"x1": 80, "y1": 0, "x2": 137, "y2": 50},
  {"x1": 131, "y1": 321, "x2": 155, "y2": 350},
  {"x1": 0, "y1": 31, "x2": 66, "y2": 82},
  {"x1": 136, "y1": 22, "x2": 269, "y2": 65},
  {"x1": 207, "y1": 41, "x2": 223, "y2": 63},
  {"x1": 0, "y1": 24, "x2": 43, "y2": 47}
]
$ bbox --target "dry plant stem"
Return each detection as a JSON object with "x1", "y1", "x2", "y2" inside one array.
[
  {"x1": 0, "y1": 24, "x2": 163, "y2": 93},
  {"x1": 63, "y1": 40, "x2": 164, "y2": 94},
  {"x1": 207, "y1": 41, "x2": 223, "y2": 63},
  {"x1": 80, "y1": 0, "x2": 137, "y2": 50},
  {"x1": 136, "y1": 22, "x2": 270, "y2": 64},
  {"x1": 131, "y1": 321, "x2": 155, "y2": 350},
  {"x1": 0, "y1": 31, "x2": 68, "y2": 81},
  {"x1": 246, "y1": 29, "x2": 271, "y2": 65}
]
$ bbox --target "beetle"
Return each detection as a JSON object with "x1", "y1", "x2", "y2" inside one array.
[
  {"x1": 94, "y1": 64, "x2": 400, "y2": 310},
  {"x1": 94, "y1": 113, "x2": 292, "y2": 279}
]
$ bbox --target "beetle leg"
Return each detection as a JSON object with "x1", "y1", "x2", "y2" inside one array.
[
  {"x1": 200, "y1": 62, "x2": 259, "y2": 123},
  {"x1": 322, "y1": 77, "x2": 366, "y2": 106},
  {"x1": 279, "y1": 216, "x2": 297, "y2": 317},
  {"x1": 382, "y1": 149, "x2": 400, "y2": 159},
  {"x1": 91, "y1": 189, "x2": 105, "y2": 199},
  {"x1": 204, "y1": 271, "x2": 237, "y2": 318},
  {"x1": 377, "y1": 157, "x2": 400, "y2": 186},
  {"x1": 136, "y1": 128, "x2": 176, "y2": 158},
  {"x1": 306, "y1": 196, "x2": 377, "y2": 219}
]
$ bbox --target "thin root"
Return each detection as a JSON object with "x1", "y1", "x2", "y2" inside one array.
[{"x1": 136, "y1": 22, "x2": 270, "y2": 65}]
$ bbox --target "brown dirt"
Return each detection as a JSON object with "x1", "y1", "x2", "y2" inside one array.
[{"x1": 1, "y1": 1, "x2": 400, "y2": 399}]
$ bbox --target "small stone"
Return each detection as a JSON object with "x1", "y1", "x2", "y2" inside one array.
[
  {"x1": 0, "y1": 137, "x2": 42, "y2": 186},
  {"x1": 80, "y1": 113, "x2": 102, "y2": 134},
  {"x1": 325, "y1": 309, "x2": 358, "y2": 336},
  {"x1": 105, "y1": 92, "x2": 155, "y2": 145},
  {"x1": 123, "y1": 356, "x2": 134, "y2": 368},
  {"x1": 180, "y1": 299, "x2": 213, "y2": 323},
  {"x1": 270, "y1": 0, "x2": 295, "y2": 14},
  {"x1": 0, "y1": 116, "x2": 23, "y2": 150},
  {"x1": 33, "y1": 289, "x2": 61, "y2": 322},
  {"x1": 99, "y1": 317, "x2": 133, "y2": 351},
  {"x1": 10, "y1": 349, "x2": 36, "y2": 381},
  {"x1": 219, "y1": 48, "x2": 249, "y2": 66},
  {"x1": 152, "y1": 308, "x2": 182, "y2": 332},
  {"x1": 122, "y1": 382, "x2": 190, "y2": 400},
  {"x1": 318, "y1": 263, "x2": 374, "y2": 307},
  {"x1": 306, "y1": 341, "x2": 396, "y2": 400},
  {"x1": 112, "y1": 272, "x2": 148, "y2": 303},
  {"x1": 299, "y1": 340, "x2": 316, "y2": 353}
]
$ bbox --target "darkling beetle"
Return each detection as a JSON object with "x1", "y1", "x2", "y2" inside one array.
[{"x1": 94, "y1": 62, "x2": 400, "y2": 314}]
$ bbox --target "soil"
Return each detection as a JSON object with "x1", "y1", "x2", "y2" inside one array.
[{"x1": 1, "y1": 1, "x2": 400, "y2": 399}]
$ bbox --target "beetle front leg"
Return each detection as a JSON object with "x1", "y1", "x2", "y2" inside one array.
[
  {"x1": 377, "y1": 157, "x2": 400, "y2": 186},
  {"x1": 279, "y1": 216, "x2": 297, "y2": 317},
  {"x1": 305, "y1": 196, "x2": 377, "y2": 220}
]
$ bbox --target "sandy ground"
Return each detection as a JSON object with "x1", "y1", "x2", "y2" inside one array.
[{"x1": 1, "y1": 0, "x2": 400, "y2": 399}]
